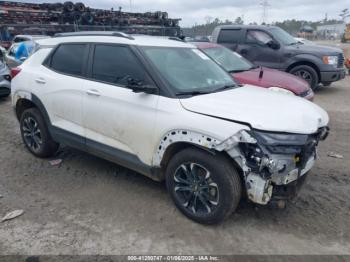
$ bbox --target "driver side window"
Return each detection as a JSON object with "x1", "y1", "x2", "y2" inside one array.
[
  {"x1": 91, "y1": 45, "x2": 151, "y2": 87},
  {"x1": 246, "y1": 30, "x2": 273, "y2": 45}
]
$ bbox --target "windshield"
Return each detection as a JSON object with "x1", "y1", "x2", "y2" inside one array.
[
  {"x1": 202, "y1": 47, "x2": 254, "y2": 72},
  {"x1": 142, "y1": 47, "x2": 236, "y2": 95},
  {"x1": 269, "y1": 27, "x2": 298, "y2": 46}
]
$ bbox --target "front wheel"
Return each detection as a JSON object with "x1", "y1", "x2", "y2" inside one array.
[
  {"x1": 289, "y1": 65, "x2": 319, "y2": 90},
  {"x1": 165, "y1": 148, "x2": 242, "y2": 224}
]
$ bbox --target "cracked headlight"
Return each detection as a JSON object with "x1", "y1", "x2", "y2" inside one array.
[
  {"x1": 268, "y1": 87, "x2": 295, "y2": 96},
  {"x1": 253, "y1": 131, "x2": 308, "y2": 154}
]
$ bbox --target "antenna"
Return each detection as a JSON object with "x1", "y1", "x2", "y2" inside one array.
[{"x1": 260, "y1": 0, "x2": 270, "y2": 25}]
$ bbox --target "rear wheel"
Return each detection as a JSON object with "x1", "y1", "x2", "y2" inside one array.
[
  {"x1": 165, "y1": 148, "x2": 242, "y2": 224},
  {"x1": 20, "y1": 108, "x2": 59, "y2": 158},
  {"x1": 289, "y1": 65, "x2": 319, "y2": 90}
]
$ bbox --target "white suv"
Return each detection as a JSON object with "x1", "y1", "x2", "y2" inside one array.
[{"x1": 11, "y1": 32, "x2": 329, "y2": 224}]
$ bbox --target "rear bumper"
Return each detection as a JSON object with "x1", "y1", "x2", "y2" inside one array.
[{"x1": 320, "y1": 68, "x2": 346, "y2": 83}]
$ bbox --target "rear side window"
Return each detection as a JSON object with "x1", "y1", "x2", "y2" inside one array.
[
  {"x1": 13, "y1": 37, "x2": 28, "y2": 43},
  {"x1": 50, "y1": 44, "x2": 87, "y2": 76},
  {"x1": 217, "y1": 29, "x2": 241, "y2": 43},
  {"x1": 91, "y1": 45, "x2": 149, "y2": 86}
]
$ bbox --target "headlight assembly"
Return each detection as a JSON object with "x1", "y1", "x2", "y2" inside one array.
[
  {"x1": 253, "y1": 131, "x2": 308, "y2": 146},
  {"x1": 323, "y1": 56, "x2": 338, "y2": 66}
]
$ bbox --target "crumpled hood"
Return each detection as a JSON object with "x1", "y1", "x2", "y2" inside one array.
[{"x1": 180, "y1": 85, "x2": 329, "y2": 134}]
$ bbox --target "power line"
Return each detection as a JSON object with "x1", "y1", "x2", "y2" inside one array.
[{"x1": 260, "y1": 0, "x2": 270, "y2": 24}]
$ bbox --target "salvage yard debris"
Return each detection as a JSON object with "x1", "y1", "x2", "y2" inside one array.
[
  {"x1": 327, "y1": 152, "x2": 344, "y2": 159},
  {"x1": 49, "y1": 159, "x2": 63, "y2": 166},
  {"x1": 1, "y1": 209, "x2": 24, "y2": 222}
]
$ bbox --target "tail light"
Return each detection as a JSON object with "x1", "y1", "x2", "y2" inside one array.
[{"x1": 10, "y1": 67, "x2": 21, "y2": 79}]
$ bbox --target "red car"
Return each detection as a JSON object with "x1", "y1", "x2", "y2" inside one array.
[{"x1": 193, "y1": 42, "x2": 314, "y2": 101}]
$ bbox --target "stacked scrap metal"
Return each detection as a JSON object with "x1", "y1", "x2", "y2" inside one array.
[{"x1": 0, "y1": 1, "x2": 181, "y2": 43}]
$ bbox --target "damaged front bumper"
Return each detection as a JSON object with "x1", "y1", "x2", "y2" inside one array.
[{"x1": 216, "y1": 127, "x2": 329, "y2": 205}]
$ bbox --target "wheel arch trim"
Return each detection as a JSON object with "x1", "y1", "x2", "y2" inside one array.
[{"x1": 153, "y1": 129, "x2": 221, "y2": 167}]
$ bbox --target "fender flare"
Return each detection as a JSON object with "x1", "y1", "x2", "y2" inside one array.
[{"x1": 14, "y1": 92, "x2": 52, "y2": 127}]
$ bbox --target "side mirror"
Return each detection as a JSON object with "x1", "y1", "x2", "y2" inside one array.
[
  {"x1": 267, "y1": 40, "x2": 280, "y2": 50},
  {"x1": 126, "y1": 78, "x2": 158, "y2": 95}
]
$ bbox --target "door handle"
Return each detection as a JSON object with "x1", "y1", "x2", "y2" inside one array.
[
  {"x1": 86, "y1": 89, "x2": 101, "y2": 97},
  {"x1": 35, "y1": 78, "x2": 46, "y2": 84}
]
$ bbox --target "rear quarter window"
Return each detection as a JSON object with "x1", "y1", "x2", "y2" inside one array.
[
  {"x1": 217, "y1": 29, "x2": 241, "y2": 44},
  {"x1": 49, "y1": 44, "x2": 87, "y2": 76}
]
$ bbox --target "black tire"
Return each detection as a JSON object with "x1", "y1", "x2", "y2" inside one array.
[
  {"x1": 20, "y1": 108, "x2": 59, "y2": 158},
  {"x1": 63, "y1": 1, "x2": 74, "y2": 12},
  {"x1": 74, "y1": 2, "x2": 85, "y2": 12},
  {"x1": 289, "y1": 65, "x2": 319, "y2": 90},
  {"x1": 165, "y1": 148, "x2": 242, "y2": 224},
  {"x1": 322, "y1": 82, "x2": 332, "y2": 87}
]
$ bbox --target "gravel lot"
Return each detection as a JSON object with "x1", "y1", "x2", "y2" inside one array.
[{"x1": 0, "y1": 76, "x2": 349, "y2": 255}]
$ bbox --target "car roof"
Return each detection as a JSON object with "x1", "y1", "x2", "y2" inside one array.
[
  {"x1": 215, "y1": 25, "x2": 279, "y2": 31},
  {"x1": 191, "y1": 42, "x2": 221, "y2": 49},
  {"x1": 36, "y1": 33, "x2": 195, "y2": 48},
  {"x1": 14, "y1": 35, "x2": 50, "y2": 39}
]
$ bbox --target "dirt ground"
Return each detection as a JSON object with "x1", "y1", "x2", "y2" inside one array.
[{"x1": 0, "y1": 76, "x2": 350, "y2": 255}]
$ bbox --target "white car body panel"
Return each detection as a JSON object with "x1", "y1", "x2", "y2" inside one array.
[
  {"x1": 83, "y1": 79, "x2": 159, "y2": 164},
  {"x1": 180, "y1": 85, "x2": 329, "y2": 134}
]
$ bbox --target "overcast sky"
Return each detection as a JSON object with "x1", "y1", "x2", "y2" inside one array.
[{"x1": 8, "y1": 0, "x2": 350, "y2": 26}]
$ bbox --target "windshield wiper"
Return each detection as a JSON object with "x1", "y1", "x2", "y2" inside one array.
[
  {"x1": 212, "y1": 84, "x2": 236, "y2": 93},
  {"x1": 288, "y1": 42, "x2": 299, "y2": 46},
  {"x1": 175, "y1": 90, "x2": 211, "y2": 97},
  {"x1": 229, "y1": 69, "x2": 247, "y2": 73}
]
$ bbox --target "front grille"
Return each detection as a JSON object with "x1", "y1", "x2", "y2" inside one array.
[{"x1": 338, "y1": 53, "x2": 345, "y2": 68}]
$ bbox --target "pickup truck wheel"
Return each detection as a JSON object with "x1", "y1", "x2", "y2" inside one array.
[
  {"x1": 322, "y1": 82, "x2": 332, "y2": 87},
  {"x1": 20, "y1": 108, "x2": 59, "y2": 158},
  {"x1": 289, "y1": 65, "x2": 319, "y2": 90},
  {"x1": 165, "y1": 148, "x2": 242, "y2": 224}
]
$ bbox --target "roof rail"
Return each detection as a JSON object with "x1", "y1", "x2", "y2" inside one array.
[
  {"x1": 54, "y1": 31, "x2": 134, "y2": 40},
  {"x1": 168, "y1": 37, "x2": 184, "y2": 42}
]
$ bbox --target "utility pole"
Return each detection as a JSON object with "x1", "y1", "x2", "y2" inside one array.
[
  {"x1": 129, "y1": 0, "x2": 132, "y2": 13},
  {"x1": 260, "y1": 0, "x2": 270, "y2": 25}
]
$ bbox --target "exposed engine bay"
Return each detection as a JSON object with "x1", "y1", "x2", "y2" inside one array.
[{"x1": 216, "y1": 127, "x2": 329, "y2": 205}]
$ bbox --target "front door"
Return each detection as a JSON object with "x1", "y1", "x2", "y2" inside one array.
[
  {"x1": 83, "y1": 44, "x2": 159, "y2": 166},
  {"x1": 237, "y1": 29, "x2": 282, "y2": 69}
]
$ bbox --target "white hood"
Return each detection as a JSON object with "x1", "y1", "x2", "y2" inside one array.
[{"x1": 180, "y1": 85, "x2": 329, "y2": 134}]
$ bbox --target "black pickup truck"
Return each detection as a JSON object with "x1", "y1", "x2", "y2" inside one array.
[{"x1": 212, "y1": 25, "x2": 346, "y2": 90}]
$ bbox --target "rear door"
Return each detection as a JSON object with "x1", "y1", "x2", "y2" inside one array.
[
  {"x1": 83, "y1": 44, "x2": 159, "y2": 165},
  {"x1": 216, "y1": 28, "x2": 243, "y2": 52},
  {"x1": 35, "y1": 43, "x2": 89, "y2": 141},
  {"x1": 239, "y1": 29, "x2": 282, "y2": 68}
]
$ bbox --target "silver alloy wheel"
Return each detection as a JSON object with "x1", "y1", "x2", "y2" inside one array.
[
  {"x1": 293, "y1": 70, "x2": 312, "y2": 85},
  {"x1": 173, "y1": 163, "x2": 219, "y2": 215},
  {"x1": 22, "y1": 116, "x2": 42, "y2": 152}
]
